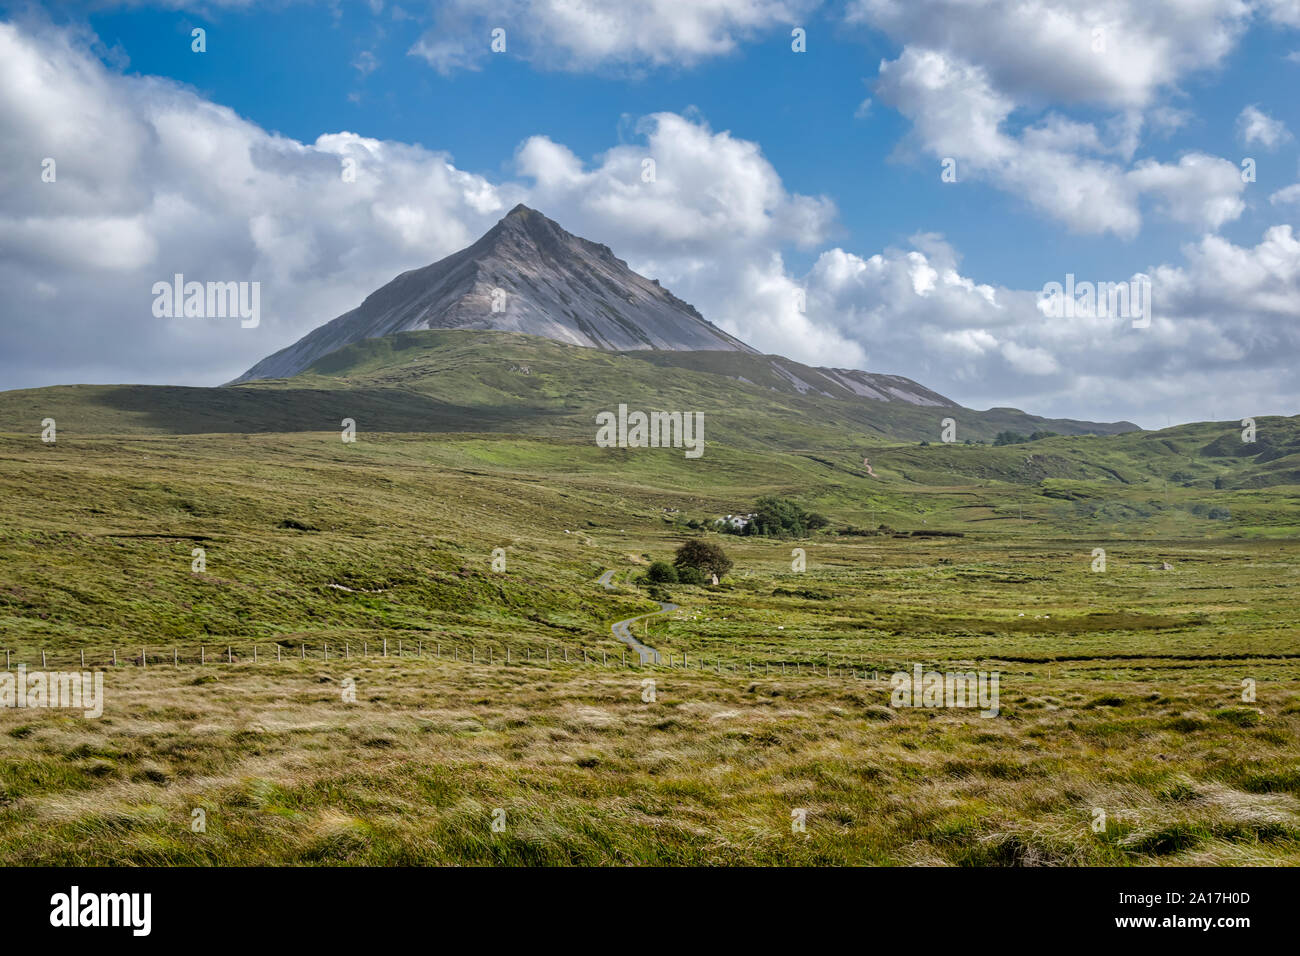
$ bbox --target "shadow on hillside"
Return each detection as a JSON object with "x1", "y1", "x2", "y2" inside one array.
[{"x1": 92, "y1": 385, "x2": 569, "y2": 434}]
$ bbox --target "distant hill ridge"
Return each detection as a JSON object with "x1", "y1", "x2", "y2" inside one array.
[{"x1": 0, "y1": 329, "x2": 1142, "y2": 444}]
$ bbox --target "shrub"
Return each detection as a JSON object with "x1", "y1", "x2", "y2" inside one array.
[
  {"x1": 645, "y1": 560, "x2": 678, "y2": 584},
  {"x1": 676, "y1": 565, "x2": 706, "y2": 585}
]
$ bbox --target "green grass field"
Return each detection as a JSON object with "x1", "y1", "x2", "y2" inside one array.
[{"x1": 2, "y1": 333, "x2": 1299, "y2": 865}]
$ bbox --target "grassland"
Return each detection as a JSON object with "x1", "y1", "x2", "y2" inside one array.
[
  {"x1": 1, "y1": 334, "x2": 1298, "y2": 865},
  {"x1": 4, "y1": 652, "x2": 1299, "y2": 866}
]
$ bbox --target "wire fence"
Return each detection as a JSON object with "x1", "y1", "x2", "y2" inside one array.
[{"x1": 0, "y1": 639, "x2": 944, "y2": 682}]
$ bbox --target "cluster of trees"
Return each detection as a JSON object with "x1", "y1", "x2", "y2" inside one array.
[
  {"x1": 993, "y1": 430, "x2": 1059, "y2": 446},
  {"x1": 722, "y1": 496, "x2": 828, "y2": 538},
  {"x1": 836, "y1": 523, "x2": 896, "y2": 536}
]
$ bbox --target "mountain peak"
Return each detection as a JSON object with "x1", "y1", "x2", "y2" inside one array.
[
  {"x1": 484, "y1": 202, "x2": 571, "y2": 250},
  {"x1": 231, "y1": 208, "x2": 754, "y2": 382},
  {"x1": 497, "y1": 203, "x2": 544, "y2": 232}
]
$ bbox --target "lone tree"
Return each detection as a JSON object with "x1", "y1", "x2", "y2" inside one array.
[{"x1": 674, "y1": 539, "x2": 733, "y2": 580}]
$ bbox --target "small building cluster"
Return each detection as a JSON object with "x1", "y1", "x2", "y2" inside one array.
[{"x1": 715, "y1": 513, "x2": 756, "y2": 530}]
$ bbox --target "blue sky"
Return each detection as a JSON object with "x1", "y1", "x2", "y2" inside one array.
[
  {"x1": 73, "y1": 1, "x2": 1300, "y2": 283},
  {"x1": 4, "y1": 1, "x2": 1300, "y2": 427}
]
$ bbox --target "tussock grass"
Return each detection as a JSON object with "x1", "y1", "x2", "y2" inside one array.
[
  {"x1": 0, "y1": 657, "x2": 1295, "y2": 865},
  {"x1": 1, "y1": 416, "x2": 1299, "y2": 864}
]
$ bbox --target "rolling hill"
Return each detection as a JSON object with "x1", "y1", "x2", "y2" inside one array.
[{"x1": 0, "y1": 329, "x2": 1138, "y2": 446}]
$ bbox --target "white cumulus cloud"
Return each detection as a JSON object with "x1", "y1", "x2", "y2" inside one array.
[
  {"x1": 1237, "y1": 104, "x2": 1292, "y2": 149},
  {"x1": 410, "y1": 0, "x2": 817, "y2": 74},
  {"x1": 874, "y1": 47, "x2": 1246, "y2": 237}
]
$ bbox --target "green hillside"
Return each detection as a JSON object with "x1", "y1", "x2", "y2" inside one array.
[
  {"x1": 2, "y1": 330, "x2": 1298, "y2": 505},
  {"x1": 0, "y1": 330, "x2": 1136, "y2": 445},
  {"x1": 2, "y1": 330, "x2": 1299, "y2": 865}
]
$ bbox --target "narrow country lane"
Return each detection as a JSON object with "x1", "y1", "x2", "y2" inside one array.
[{"x1": 598, "y1": 570, "x2": 673, "y2": 664}]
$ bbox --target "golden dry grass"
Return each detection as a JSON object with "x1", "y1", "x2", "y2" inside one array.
[{"x1": 1, "y1": 654, "x2": 1297, "y2": 865}]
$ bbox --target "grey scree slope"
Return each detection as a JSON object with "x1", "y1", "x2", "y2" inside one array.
[{"x1": 232, "y1": 204, "x2": 755, "y2": 382}]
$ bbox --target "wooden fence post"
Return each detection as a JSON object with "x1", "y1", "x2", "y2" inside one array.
[
  {"x1": 201, "y1": 646, "x2": 205, "y2": 665},
  {"x1": 113, "y1": 648, "x2": 118, "y2": 666}
]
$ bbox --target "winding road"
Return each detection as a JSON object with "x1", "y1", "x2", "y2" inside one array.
[{"x1": 598, "y1": 569, "x2": 673, "y2": 665}]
